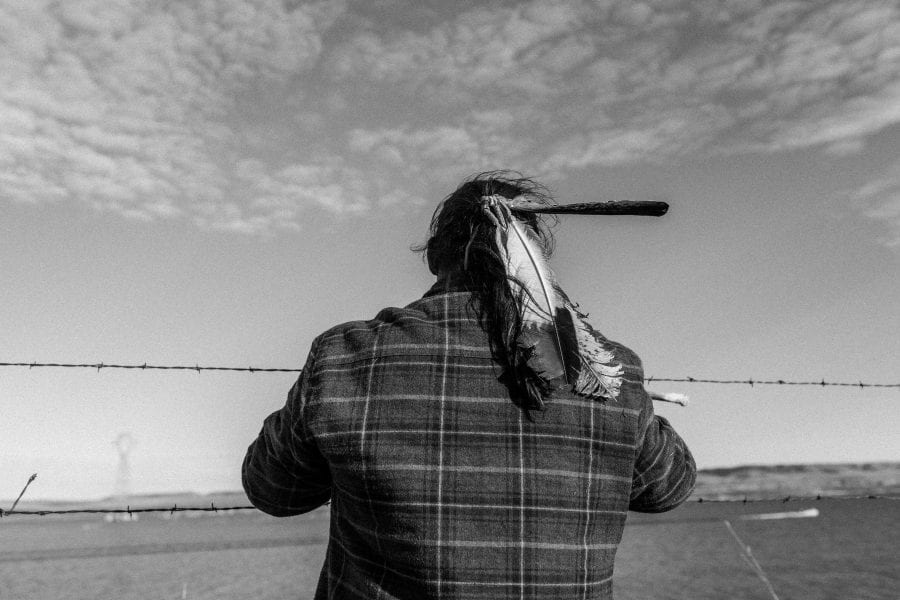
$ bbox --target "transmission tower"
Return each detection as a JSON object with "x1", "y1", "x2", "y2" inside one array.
[{"x1": 112, "y1": 432, "x2": 136, "y2": 503}]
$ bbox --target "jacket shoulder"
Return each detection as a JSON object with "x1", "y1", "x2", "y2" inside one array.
[
  {"x1": 310, "y1": 301, "x2": 435, "y2": 356},
  {"x1": 311, "y1": 292, "x2": 490, "y2": 366}
]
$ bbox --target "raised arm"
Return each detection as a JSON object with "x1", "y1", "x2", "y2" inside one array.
[
  {"x1": 242, "y1": 343, "x2": 331, "y2": 516},
  {"x1": 629, "y1": 395, "x2": 696, "y2": 512}
]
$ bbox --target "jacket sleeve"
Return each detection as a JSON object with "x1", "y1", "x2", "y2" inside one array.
[
  {"x1": 629, "y1": 388, "x2": 697, "y2": 513},
  {"x1": 242, "y1": 341, "x2": 331, "y2": 516}
]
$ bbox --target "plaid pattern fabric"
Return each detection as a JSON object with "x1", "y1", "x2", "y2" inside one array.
[{"x1": 243, "y1": 279, "x2": 695, "y2": 599}]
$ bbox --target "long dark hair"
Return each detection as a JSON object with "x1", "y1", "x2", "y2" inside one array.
[{"x1": 415, "y1": 171, "x2": 558, "y2": 412}]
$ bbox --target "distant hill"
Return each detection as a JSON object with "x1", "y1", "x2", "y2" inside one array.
[
  {"x1": 691, "y1": 461, "x2": 900, "y2": 500},
  {"x1": 7, "y1": 463, "x2": 899, "y2": 510},
  {"x1": 4, "y1": 490, "x2": 254, "y2": 513}
]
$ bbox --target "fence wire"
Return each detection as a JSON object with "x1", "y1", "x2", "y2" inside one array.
[
  {"x1": 2, "y1": 494, "x2": 897, "y2": 518},
  {"x1": 0, "y1": 361, "x2": 299, "y2": 373},
  {"x1": 2, "y1": 361, "x2": 898, "y2": 388},
  {"x1": 1, "y1": 505, "x2": 257, "y2": 517},
  {"x1": 2, "y1": 361, "x2": 897, "y2": 520}
]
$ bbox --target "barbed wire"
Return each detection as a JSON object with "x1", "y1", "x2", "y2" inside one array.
[
  {"x1": 0, "y1": 504, "x2": 257, "y2": 517},
  {"x1": 0, "y1": 361, "x2": 299, "y2": 373},
  {"x1": 644, "y1": 376, "x2": 900, "y2": 389},
  {"x1": 691, "y1": 494, "x2": 899, "y2": 503},
  {"x1": 1, "y1": 361, "x2": 898, "y2": 388},
  {"x1": 2, "y1": 494, "x2": 897, "y2": 518}
]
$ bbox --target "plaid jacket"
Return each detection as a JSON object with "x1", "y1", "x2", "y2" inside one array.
[{"x1": 243, "y1": 278, "x2": 695, "y2": 599}]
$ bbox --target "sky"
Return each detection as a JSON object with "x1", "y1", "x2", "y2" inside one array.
[{"x1": 1, "y1": 0, "x2": 899, "y2": 501}]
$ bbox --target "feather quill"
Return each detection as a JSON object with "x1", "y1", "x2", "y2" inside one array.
[{"x1": 502, "y1": 215, "x2": 568, "y2": 383}]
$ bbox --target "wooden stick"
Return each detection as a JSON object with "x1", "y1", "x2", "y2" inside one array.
[
  {"x1": 8, "y1": 473, "x2": 37, "y2": 513},
  {"x1": 512, "y1": 201, "x2": 669, "y2": 217},
  {"x1": 649, "y1": 391, "x2": 689, "y2": 406}
]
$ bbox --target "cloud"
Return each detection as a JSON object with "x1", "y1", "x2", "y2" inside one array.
[
  {"x1": 327, "y1": 0, "x2": 611, "y2": 114},
  {"x1": 324, "y1": 0, "x2": 900, "y2": 242},
  {"x1": 329, "y1": 0, "x2": 900, "y2": 168},
  {"x1": 848, "y1": 162, "x2": 900, "y2": 247},
  {"x1": 3, "y1": 0, "x2": 900, "y2": 238},
  {"x1": 349, "y1": 126, "x2": 479, "y2": 165},
  {"x1": 0, "y1": 0, "x2": 348, "y2": 231}
]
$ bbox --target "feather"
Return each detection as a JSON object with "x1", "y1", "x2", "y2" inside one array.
[
  {"x1": 557, "y1": 297, "x2": 623, "y2": 401},
  {"x1": 487, "y1": 194, "x2": 624, "y2": 402},
  {"x1": 494, "y1": 202, "x2": 568, "y2": 383}
]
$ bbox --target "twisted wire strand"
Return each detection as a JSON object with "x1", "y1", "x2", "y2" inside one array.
[
  {"x1": 2, "y1": 494, "x2": 897, "y2": 518},
  {"x1": 1, "y1": 362, "x2": 898, "y2": 388}
]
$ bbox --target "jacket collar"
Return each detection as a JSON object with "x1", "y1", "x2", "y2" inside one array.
[{"x1": 422, "y1": 270, "x2": 479, "y2": 298}]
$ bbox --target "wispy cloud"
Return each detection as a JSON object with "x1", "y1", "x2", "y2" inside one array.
[
  {"x1": 329, "y1": 0, "x2": 900, "y2": 242},
  {"x1": 0, "y1": 0, "x2": 348, "y2": 231},
  {"x1": 332, "y1": 0, "x2": 900, "y2": 164},
  {"x1": 2, "y1": 0, "x2": 900, "y2": 236},
  {"x1": 848, "y1": 160, "x2": 900, "y2": 246}
]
